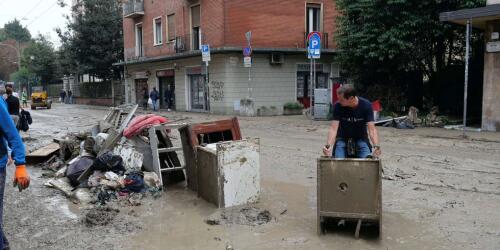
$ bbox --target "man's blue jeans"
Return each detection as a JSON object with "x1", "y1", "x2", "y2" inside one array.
[
  {"x1": 333, "y1": 139, "x2": 371, "y2": 159},
  {"x1": 152, "y1": 100, "x2": 158, "y2": 111},
  {"x1": 0, "y1": 167, "x2": 9, "y2": 249}
]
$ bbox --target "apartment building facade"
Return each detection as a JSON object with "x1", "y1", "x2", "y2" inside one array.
[{"x1": 117, "y1": 0, "x2": 340, "y2": 115}]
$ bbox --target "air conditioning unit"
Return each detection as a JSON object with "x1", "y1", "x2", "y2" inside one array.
[{"x1": 270, "y1": 53, "x2": 284, "y2": 64}]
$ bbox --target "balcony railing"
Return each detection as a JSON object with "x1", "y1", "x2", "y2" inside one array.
[
  {"x1": 174, "y1": 33, "x2": 206, "y2": 53},
  {"x1": 123, "y1": 0, "x2": 144, "y2": 18},
  {"x1": 303, "y1": 32, "x2": 329, "y2": 49}
]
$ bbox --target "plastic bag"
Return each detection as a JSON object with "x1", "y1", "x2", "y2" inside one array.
[{"x1": 148, "y1": 98, "x2": 153, "y2": 105}]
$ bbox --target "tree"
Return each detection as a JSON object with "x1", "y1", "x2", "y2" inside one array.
[
  {"x1": 57, "y1": 0, "x2": 123, "y2": 81},
  {"x1": 0, "y1": 19, "x2": 31, "y2": 43},
  {"x1": 335, "y1": 0, "x2": 485, "y2": 110},
  {"x1": 10, "y1": 67, "x2": 34, "y2": 86},
  {"x1": 21, "y1": 35, "x2": 57, "y2": 85}
]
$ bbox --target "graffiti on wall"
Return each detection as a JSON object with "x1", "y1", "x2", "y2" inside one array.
[{"x1": 210, "y1": 80, "x2": 224, "y2": 102}]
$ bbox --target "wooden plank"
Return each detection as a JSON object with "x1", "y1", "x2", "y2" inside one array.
[{"x1": 27, "y1": 143, "x2": 60, "y2": 157}]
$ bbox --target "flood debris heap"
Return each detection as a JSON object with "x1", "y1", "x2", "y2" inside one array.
[{"x1": 28, "y1": 104, "x2": 262, "y2": 223}]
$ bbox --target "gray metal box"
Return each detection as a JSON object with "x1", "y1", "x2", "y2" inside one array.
[
  {"x1": 314, "y1": 88, "x2": 331, "y2": 104},
  {"x1": 196, "y1": 139, "x2": 260, "y2": 208},
  {"x1": 317, "y1": 158, "x2": 382, "y2": 237},
  {"x1": 314, "y1": 103, "x2": 330, "y2": 120}
]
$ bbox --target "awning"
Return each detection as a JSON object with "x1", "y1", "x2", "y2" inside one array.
[{"x1": 440, "y1": 4, "x2": 500, "y2": 29}]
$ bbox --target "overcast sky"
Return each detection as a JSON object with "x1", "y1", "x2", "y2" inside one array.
[{"x1": 0, "y1": 0, "x2": 71, "y2": 48}]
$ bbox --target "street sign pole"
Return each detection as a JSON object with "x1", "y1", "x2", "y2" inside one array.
[
  {"x1": 245, "y1": 31, "x2": 252, "y2": 98},
  {"x1": 307, "y1": 32, "x2": 321, "y2": 119},
  {"x1": 201, "y1": 45, "x2": 211, "y2": 112}
]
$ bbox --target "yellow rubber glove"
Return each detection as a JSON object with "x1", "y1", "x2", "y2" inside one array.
[{"x1": 13, "y1": 165, "x2": 30, "y2": 191}]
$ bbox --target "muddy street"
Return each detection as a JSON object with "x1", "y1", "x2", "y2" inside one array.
[{"x1": 4, "y1": 103, "x2": 500, "y2": 250}]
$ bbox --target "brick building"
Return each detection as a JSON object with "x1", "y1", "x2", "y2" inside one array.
[{"x1": 116, "y1": 0, "x2": 340, "y2": 115}]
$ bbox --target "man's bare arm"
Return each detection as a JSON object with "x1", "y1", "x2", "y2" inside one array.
[
  {"x1": 367, "y1": 122, "x2": 379, "y2": 145},
  {"x1": 367, "y1": 122, "x2": 381, "y2": 157},
  {"x1": 323, "y1": 121, "x2": 339, "y2": 156}
]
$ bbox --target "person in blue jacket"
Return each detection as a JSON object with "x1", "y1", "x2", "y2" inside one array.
[{"x1": 0, "y1": 97, "x2": 30, "y2": 250}]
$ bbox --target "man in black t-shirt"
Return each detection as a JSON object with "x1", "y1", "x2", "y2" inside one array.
[{"x1": 322, "y1": 84, "x2": 381, "y2": 158}]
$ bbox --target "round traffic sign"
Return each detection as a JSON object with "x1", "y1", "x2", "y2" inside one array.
[{"x1": 243, "y1": 47, "x2": 252, "y2": 57}]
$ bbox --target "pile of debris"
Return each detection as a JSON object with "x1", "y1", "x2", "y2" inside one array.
[
  {"x1": 28, "y1": 104, "x2": 264, "y2": 230},
  {"x1": 375, "y1": 106, "x2": 447, "y2": 129},
  {"x1": 32, "y1": 104, "x2": 175, "y2": 206}
]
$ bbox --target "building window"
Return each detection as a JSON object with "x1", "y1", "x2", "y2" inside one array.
[
  {"x1": 191, "y1": 5, "x2": 201, "y2": 50},
  {"x1": 306, "y1": 4, "x2": 321, "y2": 34},
  {"x1": 135, "y1": 23, "x2": 143, "y2": 57},
  {"x1": 153, "y1": 17, "x2": 163, "y2": 45},
  {"x1": 167, "y1": 14, "x2": 175, "y2": 42}
]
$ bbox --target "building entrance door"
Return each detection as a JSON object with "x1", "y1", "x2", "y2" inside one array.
[
  {"x1": 135, "y1": 79, "x2": 148, "y2": 105},
  {"x1": 189, "y1": 74, "x2": 207, "y2": 111}
]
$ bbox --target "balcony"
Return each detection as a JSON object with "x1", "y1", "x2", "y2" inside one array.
[
  {"x1": 123, "y1": 0, "x2": 144, "y2": 18},
  {"x1": 173, "y1": 34, "x2": 206, "y2": 53},
  {"x1": 303, "y1": 32, "x2": 329, "y2": 49}
]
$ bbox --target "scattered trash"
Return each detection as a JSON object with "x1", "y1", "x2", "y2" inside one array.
[{"x1": 65, "y1": 155, "x2": 95, "y2": 187}]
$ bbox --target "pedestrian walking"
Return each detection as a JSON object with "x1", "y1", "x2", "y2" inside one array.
[
  {"x1": 4, "y1": 87, "x2": 20, "y2": 127},
  {"x1": 164, "y1": 85, "x2": 173, "y2": 111},
  {"x1": 21, "y1": 89, "x2": 28, "y2": 109},
  {"x1": 60, "y1": 89, "x2": 66, "y2": 104},
  {"x1": 150, "y1": 87, "x2": 159, "y2": 111},
  {"x1": 68, "y1": 90, "x2": 73, "y2": 104}
]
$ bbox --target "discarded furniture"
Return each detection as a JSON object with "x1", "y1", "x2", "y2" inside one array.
[
  {"x1": 103, "y1": 104, "x2": 138, "y2": 131},
  {"x1": 196, "y1": 138, "x2": 260, "y2": 208},
  {"x1": 149, "y1": 123, "x2": 187, "y2": 187},
  {"x1": 96, "y1": 104, "x2": 139, "y2": 155},
  {"x1": 179, "y1": 117, "x2": 242, "y2": 191},
  {"x1": 317, "y1": 158, "x2": 382, "y2": 238},
  {"x1": 91, "y1": 104, "x2": 138, "y2": 137},
  {"x1": 26, "y1": 143, "x2": 60, "y2": 164}
]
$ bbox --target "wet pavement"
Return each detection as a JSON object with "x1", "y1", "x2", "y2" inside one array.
[{"x1": 3, "y1": 103, "x2": 500, "y2": 249}]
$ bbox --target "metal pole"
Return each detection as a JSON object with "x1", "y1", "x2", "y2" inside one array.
[
  {"x1": 463, "y1": 19, "x2": 471, "y2": 138},
  {"x1": 310, "y1": 57, "x2": 313, "y2": 118},
  {"x1": 206, "y1": 61, "x2": 210, "y2": 111},
  {"x1": 248, "y1": 66, "x2": 251, "y2": 98},
  {"x1": 312, "y1": 58, "x2": 316, "y2": 117}
]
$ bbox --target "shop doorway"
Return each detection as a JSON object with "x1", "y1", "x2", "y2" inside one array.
[
  {"x1": 135, "y1": 79, "x2": 148, "y2": 106},
  {"x1": 296, "y1": 72, "x2": 329, "y2": 108},
  {"x1": 159, "y1": 76, "x2": 175, "y2": 110},
  {"x1": 189, "y1": 74, "x2": 207, "y2": 111}
]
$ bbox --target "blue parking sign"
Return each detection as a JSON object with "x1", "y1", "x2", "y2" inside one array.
[
  {"x1": 307, "y1": 32, "x2": 321, "y2": 59},
  {"x1": 201, "y1": 44, "x2": 211, "y2": 62}
]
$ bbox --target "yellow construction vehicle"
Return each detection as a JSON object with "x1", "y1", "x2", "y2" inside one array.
[{"x1": 31, "y1": 86, "x2": 52, "y2": 110}]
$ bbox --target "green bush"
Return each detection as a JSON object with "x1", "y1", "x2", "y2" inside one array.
[{"x1": 284, "y1": 102, "x2": 304, "y2": 110}]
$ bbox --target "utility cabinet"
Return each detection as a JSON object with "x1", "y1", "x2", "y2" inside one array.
[
  {"x1": 317, "y1": 158, "x2": 382, "y2": 238},
  {"x1": 196, "y1": 138, "x2": 260, "y2": 208}
]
